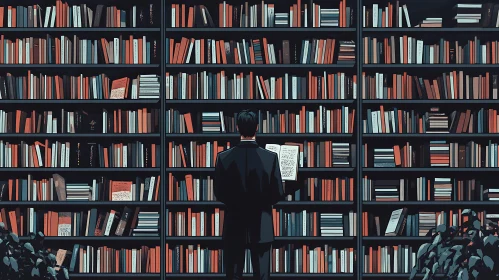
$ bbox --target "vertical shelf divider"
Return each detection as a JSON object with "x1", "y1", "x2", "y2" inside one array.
[
  {"x1": 160, "y1": 0, "x2": 166, "y2": 278},
  {"x1": 356, "y1": 0, "x2": 363, "y2": 278}
]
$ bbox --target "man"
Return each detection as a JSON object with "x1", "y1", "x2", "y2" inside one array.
[{"x1": 214, "y1": 109, "x2": 284, "y2": 279}]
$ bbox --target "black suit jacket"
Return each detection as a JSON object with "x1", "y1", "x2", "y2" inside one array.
[{"x1": 214, "y1": 140, "x2": 284, "y2": 244}]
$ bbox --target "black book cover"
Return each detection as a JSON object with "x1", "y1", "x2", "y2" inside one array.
[
  {"x1": 0, "y1": 77, "x2": 7, "y2": 99},
  {"x1": 87, "y1": 143, "x2": 97, "y2": 167},
  {"x1": 93, "y1": 5, "x2": 104, "y2": 27},
  {"x1": 137, "y1": 5, "x2": 146, "y2": 28},
  {"x1": 0, "y1": 181, "x2": 7, "y2": 201},
  {"x1": 194, "y1": 6, "x2": 204, "y2": 27},
  {"x1": 117, "y1": 206, "x2": 133, "y2": 236}
]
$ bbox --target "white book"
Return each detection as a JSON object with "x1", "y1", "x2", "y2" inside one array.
[
  {"x1": 77, "y1": 6, "x2": 82, "y2": 27},
  {"x1": 133, "y1": 6, "x2": 137, "y2": 27},
  {"x1": 270, "y1": 44, "x2": 276, "y2": 64},
  {"x1": 407, "y1": 38, "x2": 412, "y2": 64},
  {"x1": 61, "y1": 36, "x2": 65, "y2": 64},
  {"x1": 398, "y1": 7, "x2": 403, "y2": 27},
  {"x1": 142, "y1": 36, "x2": 147, "y2": 64},
  {"x1": 186, "y1": 40, "x2": 194, "y2": 63},
  {"x1": 72, "y1": 6, "x2": 77, "y2": 27},
  {"x1": 113, "y1": 38, "x2": 119, "y2": 64},
  {"x1": 87, "y1": 7, "x2": 93, "y2": 27},
  {"x1": 302, "y1": 41, "x2": 309, "y2": 64},
  {"x1": 35, "y1": 144, "x2": 43, "y2": 167},
  {"x1": 19, "y1": 39, "x2": 23, "y2": 64},
  {"x1": 402, "y1": 5, "x2": 411, "y2": 27},
  {"x1": 44, "y1": 7, "x2": 52, "y2": 27},
  {"x1": 123, "y1": 146, "x2": 127, "y2": 167},
  {"x1": 238, "y1": 41, "x2": 245, "y2": 64},
  {"x1": 212, "y1": 39, "x2": 217, "y2": 64},
  {"x1": 103, "y1": 211, "x2": 116, "y2": 236},
  {"x1": 82, "y1": 40, "x2": 87, "y2": 64},
  {"x1": 171, "y1": 6, "x2": 176, "y2": 27},
  {"x1": 385, "y1": 7, "x2": 389, "y2": 27},
  {"x1": 482, "y1": 45, "x2": 487, "y2": 64},
  {"x1": 314, "y1": 41, "x2": 319, "y2": 64},
  {"x1": 50, "y1": 6, "x2": 57, "y2": 27},
  {"x1": 147, "y1": 176, "x2": 155, "y2": 201},
  {"x1": 429, "y1": 46, "x2": 434, "y2": 64},
  {"x1": 416, "y1": 40, "x2": 424, "y2": 64},
  {"x1": 7, "y1": 8, "x2": 11, "y2": 28},
  {"x1": 317, "y1": 4, "x2": 321, "y2": 27},
  {"x1": 214, "y1": 210, "x2": 220, "y2": 236},
  {"x1": 373, "y1": 4, "x2": 378, "y2": 27},
  {"x1": 385, "y1": 208, "x2": 407, "y2": 236},
  {"x1": 131, "y1": 250, "x2": 136, "y2": 273}
]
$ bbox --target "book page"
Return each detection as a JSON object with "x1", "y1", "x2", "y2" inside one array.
[
  {"x1": 279, "y1": 145, "x2": 299, "y2": 181},
  {"x1": 265, "y1": 144, "x2": 281, "y2": 159}
]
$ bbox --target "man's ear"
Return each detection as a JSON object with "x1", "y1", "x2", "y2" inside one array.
[{"x1": 256, "y1": 124, "x2": 259, "y2": 131}]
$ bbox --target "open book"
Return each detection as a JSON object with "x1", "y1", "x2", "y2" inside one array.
[{"x1": 265, "y1": 144, "x2": 299, "y2": 181}]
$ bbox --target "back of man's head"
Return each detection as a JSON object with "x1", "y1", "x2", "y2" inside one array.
[{"x1": 237, "y1": 110, "x2": 258, "y2": 137}]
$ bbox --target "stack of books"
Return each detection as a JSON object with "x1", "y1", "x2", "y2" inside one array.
[
  {"x1": 453, "y1": 4, "x2": 482, "y2": 27},
  {"x1": 415, "y1": 17, "x2": 443, "y2": 27}
]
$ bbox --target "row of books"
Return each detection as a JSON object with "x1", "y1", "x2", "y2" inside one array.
[
  {"x1": 8, "y1": 70, "x2": 496, "y2": 100},
  {"x1": 165, "y1": 71, "x2": 357, "y2": 100},
  {"x1": 165, "y1": 37, "x2": 355, "y2": 65},
  {"x1": 167, "y1": 106, "x2": 355, "y2": 134},
  {"x1": 170, "y1": 1, "x2": 352, "y2": 28},
  {"x1": 363, "y1": 245, "x2": 415, "y2": 273},
  {"x1": 363, "y1": 140, "x2": 499, "y2": 168},
  {"x1": 168, "y1": 141, "x2": 355, "y2": 168},
  {"x1": 361, "y1": 2, "x2": 499, "y2": 28},
  {"x1": 165, "y1": 244, "x2": 355, "y2": 273},
  {"x1": 57, "y1": 245, "x2": 161, "y2": 273},
  {"x1": 361, "y1": 71, "x2": 496, "y2": 100},
  {"x1": 0, "y1": 3, "x2": 157, "y2": 28},
  {"x1": 363, "y1": 107, "x2": 496, "y2": 134},
  {"x1": 0, "y1": 35, "x2": 158, "y2": 64},
  {"x1": 166, "y1": 208, "x2": 224, "y2": 237},
  {"x1": 167, "y1": 174, "x2": 355, "y2": 202},
  {"x1": 361, "y1": 177, "x2": 490, "y2": 202},
  {"x1": 0, "y1": 140, "x2": 160, "y2": 168},
  {"x1": 0, "y1": 73, "x2": 160, "y2": 100},
  {"x1": 363, "y1": 36, "x2": 499, "y2": 65},
  {"x1": 362, "y1": 2, "x2": 411, "y2": 28},
  {"x1": 0, "y1": 207, "x2": 159, "y2": 237},
  {"x1": 0, "y1": 173, "x2": 354, "y2": 202},
  {"x1": 0, "y1": 174, "x2": 160, "y2": 202},
  {"x1": 273, "y1": 210, "x2": 356, "y2": 237},
  {"x1": 363, "y1": 208, "x2": 499, "y2": 237},
  {"x1": 165, "y1": 209, "x2": 356, "y2": 237},
  {"x1": 0, "y1": 108, "x2": 160, "y2": 134}
]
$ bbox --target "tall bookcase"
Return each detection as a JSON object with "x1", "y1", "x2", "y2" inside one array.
[
  {"x1": 2, "y1": 0, "x2": 492, "y2": 279},
  {"x1": 164, "y1": 0, "x2": 360, "y2": 278}
]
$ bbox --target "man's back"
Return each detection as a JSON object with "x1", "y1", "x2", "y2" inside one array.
[{"x1": 214, "y1": 140, "x2": 284, "y2": 244}]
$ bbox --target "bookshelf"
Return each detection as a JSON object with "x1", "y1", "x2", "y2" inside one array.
[
  {"x1": 359, "y1": 0, "x2": 499, "y2": 278},
  {"x1": 0, "y1": 0, "x2": 164, "y2": 278},
  {"x1": 2, "y1": 0, "x2": 496, "y2": 278}
]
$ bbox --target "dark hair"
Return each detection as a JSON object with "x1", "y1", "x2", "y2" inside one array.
[{"x1": 237, "y1": 110, "x2": 258, "y2": 137}]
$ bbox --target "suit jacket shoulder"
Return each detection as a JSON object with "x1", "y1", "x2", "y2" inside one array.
[{"x1": 216, "y1": 146, "x2": 235, "y2": 161}]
